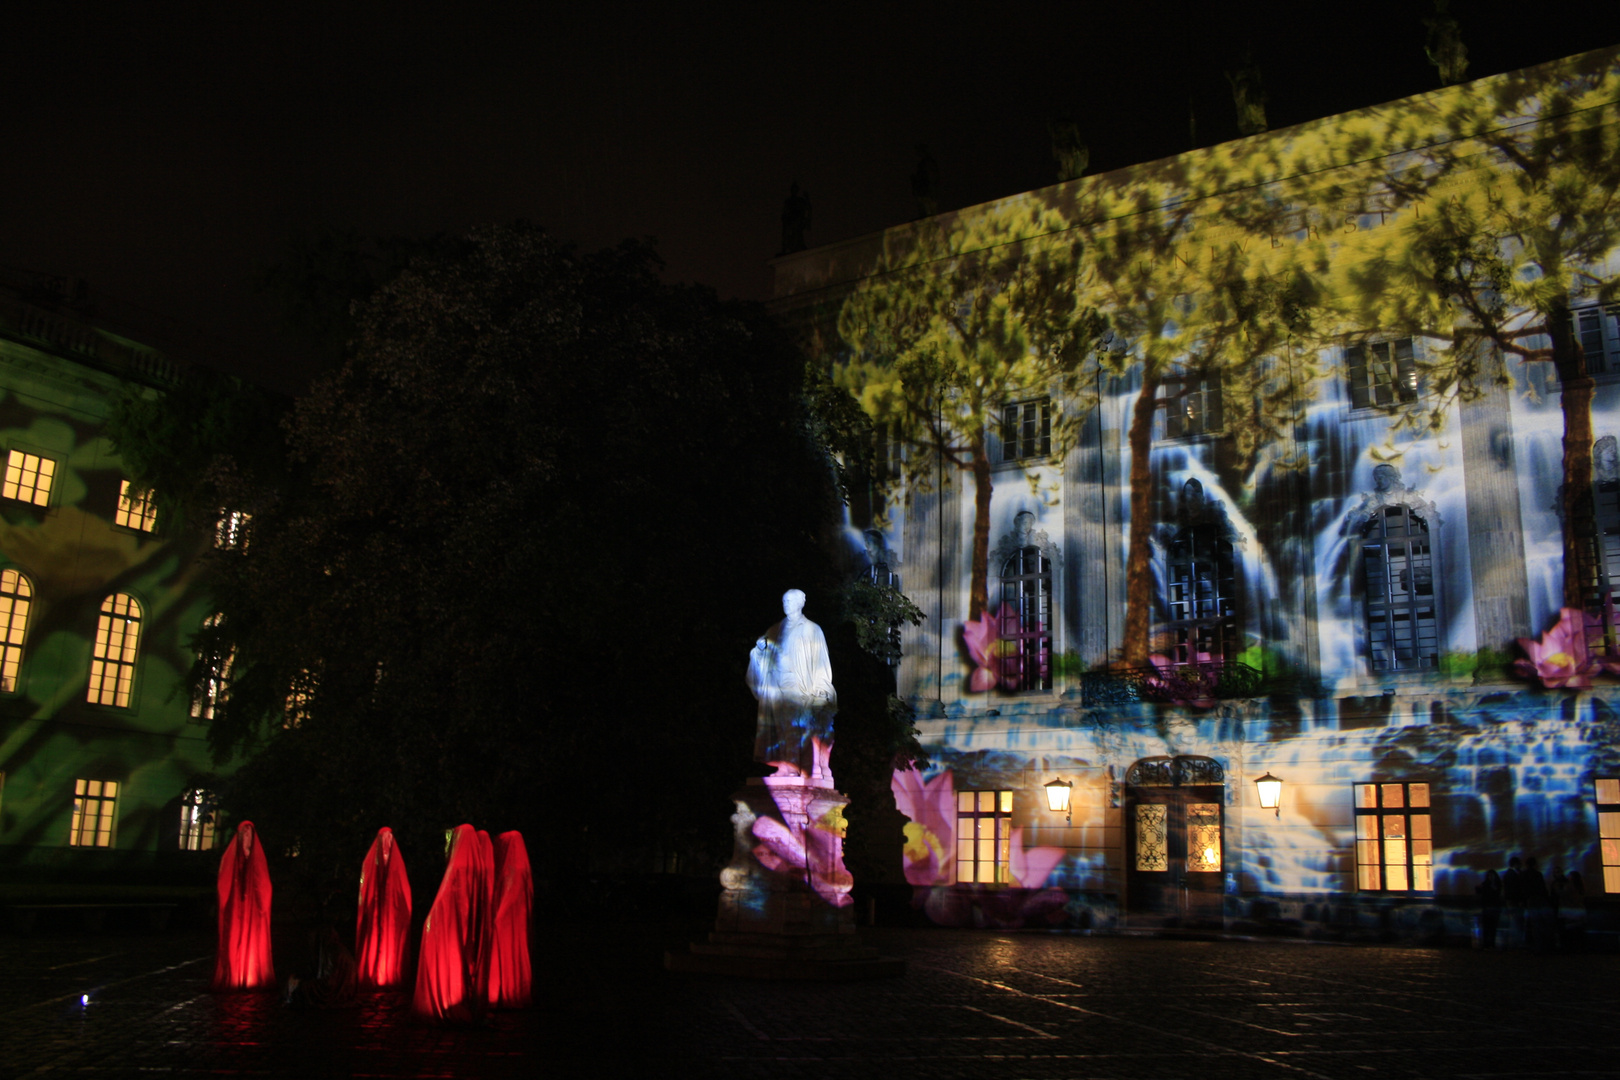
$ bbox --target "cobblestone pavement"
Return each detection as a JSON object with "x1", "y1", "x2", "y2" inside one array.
[{"x1": 2, "y1": 925, "x2": 1618, "y2": 1079}]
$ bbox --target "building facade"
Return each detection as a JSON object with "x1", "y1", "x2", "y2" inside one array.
[
  {"x1": 772, "y1": 47, "x2": 1620, "y2": 937},
  {"x1": 0, "y1": 282, "x2": 226, "y2": 892}
]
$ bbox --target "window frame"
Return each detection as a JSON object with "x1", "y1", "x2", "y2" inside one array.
[
  {"x1": 1161, "y1": 368, "x2": 1224, "y2": 439},
  {"x1": 1361, "y1": 504, "x2": 1440, "y2": 674},
  {"x1": 189, "y1": 614, "x2": 233, "y2": 722},
  {"x1": 1346, "y1": 338, "x2": 1420, "y2": 411},
  {"x1": 1163, "y1": 523, "x2": 1241, "y2": 665},
  {"x1": 114, "y1": 480, "x2": 157, "y2": 532},
  {"x1": 1597, "y1": 777, "x2": 1620, "y2": 894},
  {"x1": 1573, "y1": 303, "x2": 1620, "y2": 379},
  {"x1": 997, "y1": 546, "x2": 1053, "y2": 692},
  {"x1": 68, "y1": 778, "x2": 120, "y2": 847},
  {"x1": 88, "y1": 593, "x2": 142, "y2": 708},
  {"x1": 1353, "y1": 781, "x2": 1434, "y2": 893},
  {"x1": 0, "y1": 568, "x2": 32, "y2": 694},
  {"x1": 179, "y1": 788, "x2": 216, "y2": 852},
  {"x1": 215, "y1": 508, "x2": 251, "y2": 551},
  {"x1": 999, "y1": 398, "x2": 1052, "y2": 465},
  {"x1": 955, "y1": 789, "x2": 1014, "y2": 885},
  {"x1": 2, "y1": 449, "x2": 57, "y2": 508}
]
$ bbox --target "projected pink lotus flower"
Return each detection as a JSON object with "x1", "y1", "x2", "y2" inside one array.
[
  {"x1": 1006, "y1": 826, "x2": 1064, "y2": 889},
  {"x1": 1513, "y1": 607, "x2": 1618, "y2": 689},
  {"x1": 961, "y1": 611, "x2": 1002, "y2": 692},
  {"x1": 891, "y1": 767, "x2": 955, "y2": 886},
  {"x1": 750, "y1": 764, "x2": 855, "y2": 908}
]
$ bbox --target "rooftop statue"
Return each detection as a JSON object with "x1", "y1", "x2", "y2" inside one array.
[{"x1": 747, "y1": 589, "x2": 837, "y2": 779}]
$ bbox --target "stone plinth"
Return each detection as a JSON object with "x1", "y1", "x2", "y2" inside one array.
[{"x1": 665, "y1": 776, "x2": 905, "y2": 980}]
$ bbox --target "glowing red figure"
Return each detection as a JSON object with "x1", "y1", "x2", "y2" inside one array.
[
  {"x1": 210, "y1": 821, "x2": 274, "y2": 991},
  {"x1": 474, "y1": 829, "x2": 496, "y2": 1005},
  {"x1": 355, "y1": 826, "x2": 412, "y2": 988},
  {"x1": 486, "y1": 831, "x2": 533, "y2": 1008},
  {"x1": 411, "y1": 824, "x2": 492, "y2": 1023}
]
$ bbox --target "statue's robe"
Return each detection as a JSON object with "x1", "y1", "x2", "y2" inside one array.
[
  {"x1": 211, "y1": 821, "x2": 275, "y2": 991},
  {"x1": 355, "y1": 826, "x2": 412, "y2": 989},
  {"x1": 747, "y1": 614, "x2": 837, "y2": 772},
  {"x1": 486, "y1": 831, "x2": 533, "y2": 1009},
  {"x1": 411, "y1": 824, "x2": 492, "y2": 1023}
]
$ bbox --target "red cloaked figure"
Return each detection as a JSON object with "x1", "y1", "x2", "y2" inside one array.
[
  {"x1": 411, "y1": 824, "x2": 492, "y2": 1023},
  {"x1": 355, "y1": 826, "x2": 412, "y2": 988},
  {"x1": 210, "y1": 821, "x2": 274, "y2": 991},
  {"x1": 474, "y1": 830, "x2": 496, "y2": 1005},
  {"x1": 486, "y1": 831, "x2": 533, "y2": 1008}
]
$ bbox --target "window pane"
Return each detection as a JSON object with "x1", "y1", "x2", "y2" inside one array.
[
  {"x1": 1357, "y1": 840, "x2": 1380, "y2": 866},
  {"x1": 1385, "y1": 863, "x2": 1409, "y2": 891},
  {"x1": 1382, "y1": 814, "x2": 1406, "y2": 838},
  {"x1": 1598, "y1": 778, "x2": 1620, "y2": 805},
  {"x1": 979, "y1": 791, "x2": 996, "y2": 813},
  {"x1": 1411, "y1": 840, "x2": 1432, "y2": 865},
  {"x1": 1410, "y1": 814, "x2": 1431, "y2": 840},
  {"x1": 1408, "y1": 783, "x2": 1429, "y2": 807},
  {"x1": 1381, "y1": 784, "x2": 1404, "y2": 809},
  {"x1": 959, "y1": 791, "x2": 974, "y2": 813},
  {"x1": 998, "y1": 790, "x2": 1012, "y2": 814},
  {"x1": 1601, "y1": 811, "x2": 1620, "y2": 839},
  {"x1": 1356, "y1": 816, "x2": 1377, "y2": 840},
  {"x1": 959, "y1": 838, "x2": 974, "y2": 866},
  {"x1": 1602, "y1": 837, "x2": 1620, "y2": 866},
  {"x1": 1359, "y1": 863, "x2": 1382, "y2": 890},
  {"x1": 1356, "y1": 784, "x2": 1377, "y2": 809},
  {"x1": 1412, "y1": 865, "x2": 1432, "y2": 891},
  {"x1": 1384, "y1": 839, "x2": 1407, "y2": 867}
]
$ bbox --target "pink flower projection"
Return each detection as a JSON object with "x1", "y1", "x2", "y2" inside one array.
[
  {"x1": 1513, "y1": 607, "x2": 1619, "y2": 688},
  {"x1": 961, "y1": 610, "x2": 1003, "y2": 692},
  {"x1": 891, "y1": 766, "x2": 956, "y2": 885},
  {"x1": 749, "y1": 750, "x2": 854, "y2": 908},
  {"x1": 1146, "y1": 653, "x2": 1218, "y2": 709},
  {"x1": 889, "y1": 767, "x2": 1064, "y2": 891}
]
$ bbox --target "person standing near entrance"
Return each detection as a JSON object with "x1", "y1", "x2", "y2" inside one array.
[
  {"x1": 1502, "y1": 856, "x2": 1526, "y2": 946},
  {"x1": 1523, "y1": 856, "x2": 1553, "y2": 951},
  {"x1": 1476, "y1": 868, "x2": 1503, "y2": 948}
]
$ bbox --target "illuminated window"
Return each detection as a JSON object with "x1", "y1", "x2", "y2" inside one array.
[
  {"x1": 190, "y1": 614, "x2": 233, "y2": 722},
  {"x1": 1598, "y1": 778, "x2": 1620, "y2": 893},
  {"x1": 285, "y1": 668, "x2": 318, "y2": 728},
  {"x1": 114, "y1": 480, "x2": 156, "y2": 532},
  {"x1": 1363, "y1": 505, "x2": 1438, "y2": 672},
  {"x1": 179, "y1": 788, "x2": 216, "y2": 851},
  {"x1": 1354, "y1": 782, "x2": 1433, "y2": 892},
  {"x1": 1582, "y1": 479, "x2": 1620, "y2": 656},
  {"x1": 956, "y1": 790, "x2": 1013, "y2": 884},
  {"x1": 0, "y1": 569, "x2": 32, "y2": 693},
  {"x1": 1163, "y1": 370, "x2": 1223, "y2": 438},
  {"x1": 1000, "y1": 399, "x2": 1051, "y2": 462},
  {"x1": 69, "y1": 779, "x2": 119, "y2": 847},
  {"x1": 1165, "y1": 524, "x2": 1240, "y2": 663},
  {"x1": 2, "y1": 450, "x2": 55, "y2": 506},
  {"x1": 215, "y1": 508, "x2": 251, "y2": 551},
  {"x1": 998, "y1": 547, "x2": 1052, "y2": 691},
  {"x1": 1574, "y1": 305, "x2": 1620, "y2": 377},
  {"x1": 88, "y1": 594, "x2": 141, "y2": 707},
  {"x1": 1346, "y1": 339, "x2": 1418, "y2": 409}
]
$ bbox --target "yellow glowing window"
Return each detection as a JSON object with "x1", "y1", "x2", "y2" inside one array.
[
  {"x1": 1354, "y1": 781, "x2": 1432, "y2": 892},
  {"x1": 3, "y1": 450, "x2": 55, "y2": 506},
  {"x1": 0, "y1": 569, "x2": 32, "y2": 693},
  {"x1": 1597, "y1": 779, "x2": 1620, "y2": 893},
  {"x1": 115, "y1": 480, "x2": 157, "y2": 532},
  {"x1": 179, "y1": 788, "x2": 216, "y2": 851},
  {"x1": 215, "y1": 508, "x2": 251, "y2": 550},
  {"x1": 956, "y1": 789, "x2": 1014, "y2": 884},
  {"x1": 88, "y1": 593, "x2": 141, "y2": 708},
  {"x1": 69, "y1": 778, "x2": 119, "y2": 847},
  {"x1": 190, "y1": 614, "x2": 233, "y2": 722}
]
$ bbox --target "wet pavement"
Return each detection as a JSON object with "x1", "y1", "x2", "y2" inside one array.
[{"x1": 2, "y1": 923, "x2": 1618, "y2": 1079}]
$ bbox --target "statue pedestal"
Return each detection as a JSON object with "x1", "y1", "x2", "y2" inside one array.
[{"x1": 665, "y1": 776, "x2": 904, "y2": 980}]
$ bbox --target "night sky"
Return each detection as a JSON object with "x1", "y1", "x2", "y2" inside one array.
[{"x1": 2, "y1": 1, "x2": 1618, "y2": 386}]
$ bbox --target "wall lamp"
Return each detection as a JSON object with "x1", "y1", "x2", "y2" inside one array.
[
  {"x1": 1255, "y1": 772, "x2": 1283, "y2": 818},
  {"x1": 1044, "y1": 778, "x2": 1073, "y2": 824}
]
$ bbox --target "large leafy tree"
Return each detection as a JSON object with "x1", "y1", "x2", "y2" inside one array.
[{"x1": 113, "y1": 224, "x2": 865, "y2": 909}]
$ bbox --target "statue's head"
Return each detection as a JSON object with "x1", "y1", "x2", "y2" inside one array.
[{"x1": 782, "y1": 589, "x2": 806, "y2": 618}]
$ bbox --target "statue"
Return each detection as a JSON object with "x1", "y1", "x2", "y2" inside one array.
[
  {"x1": 1226, "y1": 53, "x2": 1268, "y2": 136},
  {"x1": 747, "y1": 589, "x2": 837, "y2": 779},
  {"x1": 486, "y1": 831, "x2": 533, "y2": 1009},
  {"x1": 779, "y1": 182, "x2": 811, "y2": 255},
  {"x1": 412, "y1": 824, "x2": 491, "y2": 1024},
  {"x1": 211, "y1": 821, "x2": 274, "y2": 991},
  {"x1": 355, "y1": 826, "x2": 412, "y2": 988}
]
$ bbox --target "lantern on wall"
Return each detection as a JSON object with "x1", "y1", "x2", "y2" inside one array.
[
  {"x1": 1255, "y1": 772, "x2": 1283, "y2": 818},
  {"x1": 1044, "y1": 778, "x2": 1073, "y2": 824}
]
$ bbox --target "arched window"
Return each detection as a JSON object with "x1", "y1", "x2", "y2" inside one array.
[
  {"x1": 89, "y1": 594, "x2": 142, "y2": 707},
  {"x1": 0, "y1": 569, "x2": 32, "y2": 693},
  {"x1": 190, "y1": 614, "x2": 233, "y2": 721},
  {"x1": 1165, "y1": 525, "x2": 1239, "y2": 664},
  {"x1": 1363, "y1": 505, "x2": 1438, "y2": 672},
  {"x1": 998, "y1": 546, "x2": 1052, "y2": 691}
]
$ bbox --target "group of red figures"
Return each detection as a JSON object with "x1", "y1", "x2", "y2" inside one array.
[{"x1": 208, "y1": 821, "x2": 533, "y2": 1022}]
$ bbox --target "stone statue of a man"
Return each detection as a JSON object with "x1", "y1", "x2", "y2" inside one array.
[{"x1": 747, "y1": 589, "x2": 837, "y2": 778}]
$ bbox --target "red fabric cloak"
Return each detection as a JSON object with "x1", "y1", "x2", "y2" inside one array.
[
  {"x1": 211, "y1": 821, "x2": 275, "y2": 991},
  {"x1": 411, "y1": 824, "x2": 492, "y2": 1023},
  {"x1": 355, "y1": 826, "x2": 413, "y2": 988},
  {"x1": 486, "y1": 831, "x2": 533, "y2": 1009},
  {"x1": 474, "y1": 829, "x2": 496, "y2": 1006}
]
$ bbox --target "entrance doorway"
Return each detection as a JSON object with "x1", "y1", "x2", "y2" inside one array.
[{"x1": 1124, "y1": 755, "x2": 1226, "y2": 927}]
